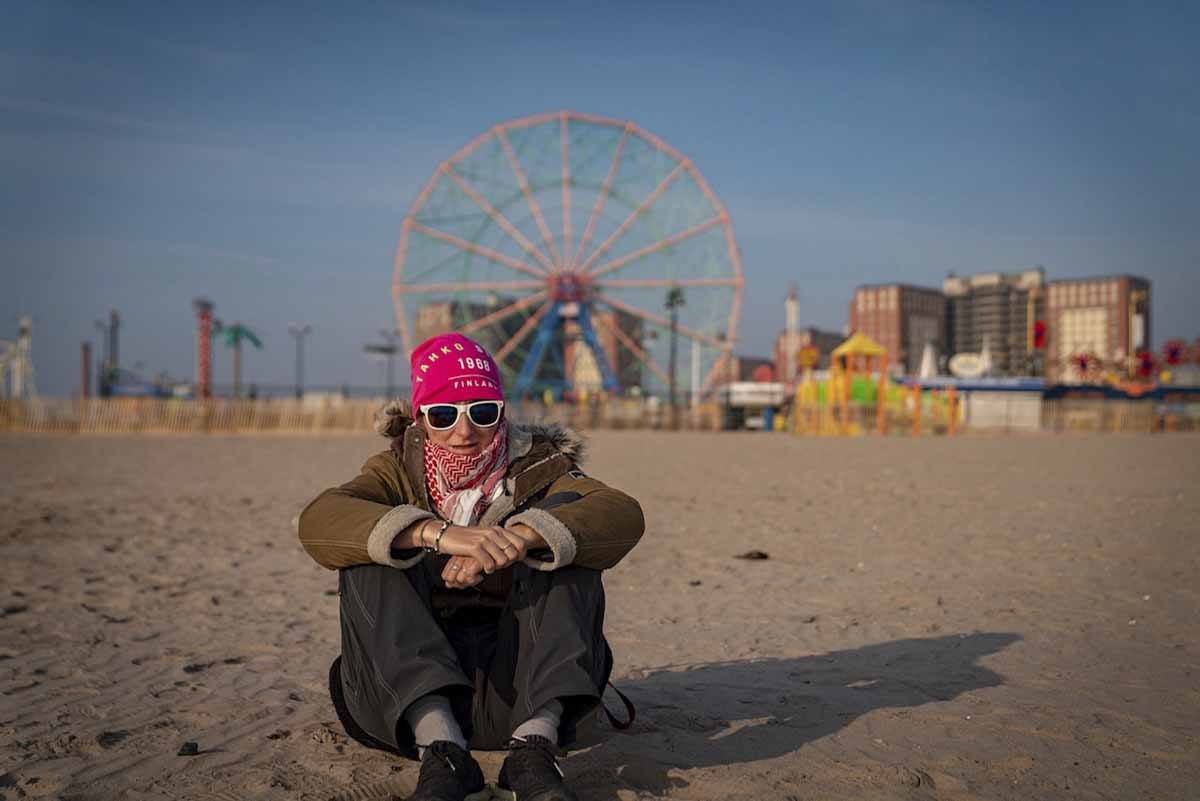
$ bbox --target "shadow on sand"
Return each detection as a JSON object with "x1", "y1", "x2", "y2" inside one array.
[{"x1": 569, "y1": 631, "x2": 1021, "y2": 798}]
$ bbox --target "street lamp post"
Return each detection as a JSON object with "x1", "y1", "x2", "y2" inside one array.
[
  {"x1": 381, "y1": 329, "x2": 399, "y2": 399},
  {"x1": 108, "y1": 310, "x2": 120, "y2": 379},
  {"x1": 364, "y1": 329, "x2": 400, "y2": 399},
  {"x1": 288, "y1": 323, "x2": 313, "y2": 400},
  {"x1": 94, "y1": 319, "x2": 110, "y2": 396},
  {"x1": 665, "y1": 286, "x2": 685, "y2": 430}
]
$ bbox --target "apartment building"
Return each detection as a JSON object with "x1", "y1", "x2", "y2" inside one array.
[
  {"x1": 1045, "y1": 275, "x2": 1151, "y2": 383},
  {"x1": 848, "y1": 284, "x2": 946, "y2": 374},
  {"x1": 943, "y1": 268, "x2": 1046, "y2": 376}
]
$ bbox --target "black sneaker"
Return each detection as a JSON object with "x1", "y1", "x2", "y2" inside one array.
[
  {"x1": 406, "y1": 740, "x2": 489, "y2": 801},
  {"x1": 495, "y1": 735, "x2": 579, "y2": 801}
]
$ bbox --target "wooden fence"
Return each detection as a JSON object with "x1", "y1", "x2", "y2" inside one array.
[
  {"x1": 0, "y1": 398, "x2": 380, "y2": 434},
  {"x1": 2, "y1": 395, "x2": 1193, "y2": 435},
  {"x1": 0, "y1": 398, "x2": 727, "y2": 435},
  {"x1": 1041, "y1": 398, "x2": 1199, "y2": 433}
]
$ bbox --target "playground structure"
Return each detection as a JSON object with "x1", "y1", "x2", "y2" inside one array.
[
  {"x1": 831, "y1": 332, "x2": 890, "y2": 435},
  {"x1": 789, "y1": 331, "x2": 960, "y2": 436},
  {"x1": 392, "y1": 111, "x2": 743, "y2": 401},
  {"x1": 0, "y1": 316, "x2": 36, "y2": 400}
]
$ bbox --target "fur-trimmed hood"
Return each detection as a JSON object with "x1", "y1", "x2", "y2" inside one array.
[{"x1": 373, "y1": 399, "x2": 586, "y2": 465}]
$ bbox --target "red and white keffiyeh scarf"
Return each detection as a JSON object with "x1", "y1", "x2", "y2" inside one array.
[{"x1": 423, "y1": 421, "x2": 509, "y2": 525}]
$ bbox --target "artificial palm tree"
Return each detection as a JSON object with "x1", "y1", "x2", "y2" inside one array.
[{"x1": 218, "y1": 322, "x2": 262, "y2": 398}]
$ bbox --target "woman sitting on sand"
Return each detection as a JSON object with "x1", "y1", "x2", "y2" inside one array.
[{"x1": 298, "y1": 332, "x2": 644, "y2": 801}]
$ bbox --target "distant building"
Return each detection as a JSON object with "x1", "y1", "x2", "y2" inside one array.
[
  {"x1": 943, "y1": 268, "x2": 1046, "y2": 376},
  {"x1": 848, "y1": 284, "x2": 946, "y2": 375},
  {"x1": 772, "y1": 327, "x2": 843, "y2": 376},
  {"x1": 1045, "y1": 276, "x2": 1151, "y2": 383}
]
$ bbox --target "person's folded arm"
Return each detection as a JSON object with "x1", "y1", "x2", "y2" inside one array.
[
  {"x1": 505, "y1": 473, "x2": 644, "y2": 571},
  {"x1": 298, "y1": 451, "x2": 434, "y2": 570}
]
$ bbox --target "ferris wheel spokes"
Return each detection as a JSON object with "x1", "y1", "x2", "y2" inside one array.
[
  {"x1": 460, "y1": 291, "x2": 549, "y2": 335},
  {"x1": 560, "y1": 113, "x2": 572, "y2": 267},
  {"x1": 408, "y1": 222, "x2": 546, "y2": 279},
  {"x1": 597, "y1": 277, "x2": 741, "y2": 289},
  {"x1": 592, "y1": 312, "x2": 671, "y2": 385},
  {"x1": 596, "y1": 293, "x2": 723, "y2": 349},
  {"x1": 494, "y1": 301, "x2": 553, "y2": 362},
  {"x1": 589, "y1": 215, "x2": 725, "y2": 280},
  {"x1": 572, "y1": 126, "x2": 630, "y2": 269},
  {"x1": 395, "y1": 279, "x2": 543, "y2": 294},
  {"x1": 443, "y1": 168, "x2": 555, "y2": 273},
  {"x1": 496, "y1": 127, "x2": 562, "y2": 267},
  {"x1": 577, "y1": 161, "x2": 688, "y2": 274}
]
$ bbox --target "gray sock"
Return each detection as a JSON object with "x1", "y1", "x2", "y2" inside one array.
[
  {"x1": 511, "y1": 700, "x2": 563, "y2": 745},
  {"x1": 404, "y1": 694, "x2": 466, "y2": 757}
]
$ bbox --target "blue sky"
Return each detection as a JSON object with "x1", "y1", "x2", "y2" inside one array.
[{"x1": 2, "y1": 0, "x2": 1197, "y2": 396}]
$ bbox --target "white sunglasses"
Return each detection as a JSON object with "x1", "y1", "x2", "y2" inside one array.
[{"x1": 419, "y1": 400, "x2": 505, "y2": 430}]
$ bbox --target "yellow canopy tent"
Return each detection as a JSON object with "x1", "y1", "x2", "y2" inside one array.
[
  {"x1": 831, "y1": 331, "x2": 887, "y2": 360},
  {"x1": 831, "y1": 331, "x2": 889, "y2": 434}
]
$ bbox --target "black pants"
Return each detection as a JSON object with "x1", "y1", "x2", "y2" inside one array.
[{"x1": 332, "y1": 557, "x2": 612, "y2": 758}]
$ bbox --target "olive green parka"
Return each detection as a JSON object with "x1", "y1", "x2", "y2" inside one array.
[{"x1": 298, "y1": 401, "x2": 644, "y2": 575}]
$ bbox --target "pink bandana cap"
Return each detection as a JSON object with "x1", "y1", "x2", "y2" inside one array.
[{"x1": 410, "y1": 332, "x2": 505, "y2": 410}]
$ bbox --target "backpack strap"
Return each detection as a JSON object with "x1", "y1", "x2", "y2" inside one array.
[{"x1": 602, "y1": 681, "x2": 636, "y2": 730}]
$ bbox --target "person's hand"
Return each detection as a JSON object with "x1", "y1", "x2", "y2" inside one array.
[
  {"x1": 439, "y1": 524, "x2": 549, "y2": 588},
  {"x1": 437, "y1": 525, "x2": 528, "y2": 574},
  {"x1": 442, "y1": 555, "x2": 485, "y2": 589},
  {"x1": 505, "y1": 522, "x2": 546, "y2": 553}
]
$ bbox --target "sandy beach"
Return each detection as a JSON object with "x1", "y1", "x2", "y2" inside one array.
[{"x1": 2, "y1": 431, "x2": 1198, "y2": 800}]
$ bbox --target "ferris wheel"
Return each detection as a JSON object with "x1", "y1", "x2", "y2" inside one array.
[{"x1": 393, "y1": 111, "x2": 743, "y2": 399}]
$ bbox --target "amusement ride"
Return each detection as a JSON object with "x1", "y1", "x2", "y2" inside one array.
[{"x1": 392, "y1": 111, "x2": 744, "y2": 399}]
